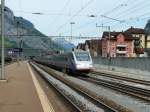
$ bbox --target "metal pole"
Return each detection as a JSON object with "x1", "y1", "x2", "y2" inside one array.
[
  {"x1": 108, "y1": 26, "x2": 111, "y2": 70},
  {"x1": 96, "y1": 24, "x2": 111, "y2": 57},
  {"x1": 108, "y1": 26, "x2": 111, "y2": 57},
  {"x1": 70, "y1": 23, "x2": 72, "y2": 39},
  {"x1": 1, "y1": 0, "x2": 5, "y2": 80},
  {"x1": 17, "y1": 21, "x2": 20, "y2": 62},
  {"x1": 70, "y1": 22, "x2": 75, "y2": 40},
  {"x1": 16, "y1": 21, "x2": 23, "y2": 60}
]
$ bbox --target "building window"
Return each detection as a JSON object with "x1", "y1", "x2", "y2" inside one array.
[
  {"x1": 112, "y1": 54, "x2": 115, "y2": 57},
  {"x1": 139, "y1": 34, "x2": 142, "y2": 38},
  {"x1": 117, "y1": 47, "x2": 126, "y2": 51},
  {"x1": 116, "y1": 53, "x2": 126, "y2": 57}
]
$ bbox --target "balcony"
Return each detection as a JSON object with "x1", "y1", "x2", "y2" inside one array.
[
  {"x1": 116, "y1": 50, "x2": 127, "y2": 54},
  {"x1": 116, "y1": 44, "x2": 127, "y2": 47}
]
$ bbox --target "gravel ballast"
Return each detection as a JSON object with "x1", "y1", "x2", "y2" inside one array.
[{"x1": 31, "y1": 63, "x2": 104, "y2": 112}]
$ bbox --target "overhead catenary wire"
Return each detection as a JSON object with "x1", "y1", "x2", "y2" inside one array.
[
  {"x1": 50, "y1": 0, "x2": 150, "y2": 37},
  {"x1": 12, "y1": 10, "x2": 96, "y2": 17},
  {"x1": 7, "y1": 0, "x2": 150, "y2": 39},
  {"x1": 62, "y1": 2, "x2": 128, "y2": 35},
  {"x1": 98, "y1": 0, "x2": 149, "y2": 27},
  {"x1": 95, "y1": 0, "x2": 150, "y2": 33},
  {"x1": 111, "y1": 0, "x2": 150, "y2": 21},
  {"x1": 54, "y1": 0, "x2": 95, "y2": 34},
  {"x1": 122, "y1": 11, "x2": 150, "y2": 23},
  {"x1": 103, "y1": 3, "x2": 127, "y2": 16},
  {"x1": 107, "y1": 3, "x2": 150, "y2": 31},
  {"x1": 118, "y1": 3, "x2": 150, "y2": 18},
  {"x1": 49, "y1": 0, "x2": 71, "y2": 24},
  {"x1": 72, "y1": 0, "x2": 132, "y2": 33}
]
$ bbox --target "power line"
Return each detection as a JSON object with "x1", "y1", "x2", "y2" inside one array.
[
  {"x1": 123, "y1": 11, "x2": 150, "y2": 22},
  {"x1": 96, "y1": 1, "x2": 150, "y2": 32},
  {"x1": 113, "y1": 1, "x2": 150, "y2": 20},
  {"x1": 49, "y1": 0, "x2": 71, "y2": 24},
  {"x1": 54, "y1": 0, "x2": 95, "y2": 34},
  {"x1": 6, "y1": 34, "x2": 99, "y2": 39},
  {"x1": 98, "y1": 0, "x2": 146, "y2": 26},
  {"x1": 103, "y1": 3, "x2": 127, "y2": 16},
  {"x1": 13, "y1": 10, "x2": 98, "y2": 17},
  {"x1": 61, "y1": 2, "x2": 127, "y2": 35},
  {"x1": 54, "y1": 0, "x2": 150, "y2": 36},
  {"x1": 109, "y1": 9, "x2": 150, "y2": 30},
  {"x1": 101, "y1": 15, "x2": 124, "y2": 23}
]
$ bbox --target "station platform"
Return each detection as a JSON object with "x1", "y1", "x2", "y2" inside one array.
[{"x1": 0, "y1": 61, "x2": 54, "y2": 112}]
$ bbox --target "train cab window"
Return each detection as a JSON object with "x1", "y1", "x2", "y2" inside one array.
[{"x1": 74, "y1": 52, "x2": 90, "y2": 61}]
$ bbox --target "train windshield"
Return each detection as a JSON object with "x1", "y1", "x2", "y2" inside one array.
[{"x1": 74, "y1": 52, "x2": 90, "y2": 61}]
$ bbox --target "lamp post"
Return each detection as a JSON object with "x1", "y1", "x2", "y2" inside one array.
[
  {"x1": 0, "y1": 0, "x2": 5, "y2": 80},
  {"x1": 70, "y1": 22, "x2": 75, "y2": 40}
]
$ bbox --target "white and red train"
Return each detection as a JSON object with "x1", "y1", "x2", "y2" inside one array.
[{"x1": 33, "y1": 50, "x2": 93, "y2": 73}]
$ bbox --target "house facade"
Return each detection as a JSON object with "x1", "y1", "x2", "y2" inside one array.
[
  {"x1": 102, "y1": 32, "x2": 134, "y2": 57},
  {"x1": 145, "y1": 35, "x2": 150, "y2": 56},
  {"x1": 125, "y1": 27, "x2": 145, "y2": 55},
  {"x1": 85, "y1": 39, "x2": 102, "y2": 57},
  {"x1": 146, "y1": 35, "x2": 150, "y2": 48},
  {"x1": 76, "y1": 39, "x2": 102, "y2": 57}
]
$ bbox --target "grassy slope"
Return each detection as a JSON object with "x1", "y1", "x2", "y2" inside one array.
[{"x1": 0, "y1": 37, "x2": 16, "y2": 48}]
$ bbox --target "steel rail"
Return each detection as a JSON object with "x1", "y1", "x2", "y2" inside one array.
[
  {"x1": 30, "y1": 62, "x2": 127, "y2": 112},
  {"x1": 92, "y1": 71, "x2": 150, "y2": 86},
  {"x1": 30, "y1": 62, "x2": 83, "y2": 112},
  {"x1": 79, "y1": 76, "x2": 150, "y2": 102}
]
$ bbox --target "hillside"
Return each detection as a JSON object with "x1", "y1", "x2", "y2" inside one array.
[
  {"x1": 54, "y1": 38, "x2": 75, "y2": 52},
  {"x1": 0, "y1": 6, "x2": 61, "y2": 50}
]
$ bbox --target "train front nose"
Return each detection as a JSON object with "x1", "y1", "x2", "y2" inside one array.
[{"x1": 76, "y1": 62, "x2": 93, "y2": 70}]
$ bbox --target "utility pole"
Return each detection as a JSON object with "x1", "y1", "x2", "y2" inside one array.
[
  {"x1": 0, "y1": 0, "x2": 6, "y2": 80},
  {"x1": 96, "y1": 24, "x2": 111, "y2": 69},
  {"x1": 96, "y1": 24, "x2": 111, "y2": 57}
]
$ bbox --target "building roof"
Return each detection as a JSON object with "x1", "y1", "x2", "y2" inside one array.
[
  {"x1": 85, "y1": 39, "x2": 101, "y2": 45},
  {"x1": 125, "y1": 27, "x2": 145, "y2": 34},
  {"x1": 102, "y1": 31, "x2": 134, "y2": 40}
]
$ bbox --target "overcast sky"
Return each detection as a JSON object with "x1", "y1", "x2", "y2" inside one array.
[{"x1": 4, "y1": 0, "x2": 150, "y2": 39}]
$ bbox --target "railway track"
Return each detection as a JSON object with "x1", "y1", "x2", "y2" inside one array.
[
  {"x1": 92, "y1": 71, "x2": 150, "y2": 86},
  {"x1": 79, "y1": 76, "x2": 150, "y2": 102},
  {"x1": 30, "y1": 62, "x2": 133, "y2": 112}
]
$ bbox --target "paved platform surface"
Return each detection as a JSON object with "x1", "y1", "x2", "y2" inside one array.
[{"x1": 0, "y1": 61, "x2": 44, "y2": 112}]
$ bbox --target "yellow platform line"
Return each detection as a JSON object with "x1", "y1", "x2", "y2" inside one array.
[{"x1": 27, "y1": 62, "x2": 55, "y2": 112}]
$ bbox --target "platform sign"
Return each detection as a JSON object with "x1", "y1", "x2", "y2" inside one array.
[
  {"x1": 12, "y1": 48, "x2": 23, "y2": 52},
  {"x1": 8, "y1": 48, "x2": 23, "y2": 53}
]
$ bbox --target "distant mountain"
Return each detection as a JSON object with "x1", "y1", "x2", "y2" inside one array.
[
  {"x1": 54, "y1": 38, "x2": 75, "y2": 51},
  {"x1": 0, "y1": 5, "x2": 61, "y2": 50}
]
